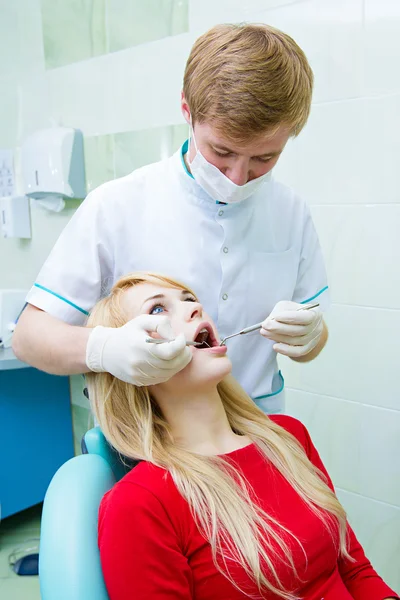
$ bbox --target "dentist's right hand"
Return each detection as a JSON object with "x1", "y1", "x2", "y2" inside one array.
[{"x1": 85, "y1": 314, "x2": 192, "y2": 385}]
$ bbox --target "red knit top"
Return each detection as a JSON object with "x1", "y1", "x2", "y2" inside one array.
[{"x1": 98, "y1": 415, "x2": 397, "y2": 599}]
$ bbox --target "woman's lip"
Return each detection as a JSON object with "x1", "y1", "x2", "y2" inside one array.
[
  {"x1": 193, "y1": 321, "x2": 218, "y2": 346},
  {"x1": 194, "y1": 345, "x2": 227, "y2": 355}
]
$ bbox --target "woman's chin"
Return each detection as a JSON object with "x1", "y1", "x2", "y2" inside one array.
[{"x1": 189, "y1": 353, "x2": 232, "y2": 382}]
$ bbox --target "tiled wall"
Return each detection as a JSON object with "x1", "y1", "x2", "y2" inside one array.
[{"x1": 0, "y1": 0, "x2": 398, "y2": 590}]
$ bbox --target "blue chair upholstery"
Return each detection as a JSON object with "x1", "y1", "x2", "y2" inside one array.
[{"x1": 39, "y1": 428, "x2": 119, "y2": 600}]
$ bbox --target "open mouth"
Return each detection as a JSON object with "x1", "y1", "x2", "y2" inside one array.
[{"x1": 193, "y1": 323, "x2": 219, "y2": 349}]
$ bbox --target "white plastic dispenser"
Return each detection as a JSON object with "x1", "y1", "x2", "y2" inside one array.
[
  {"x1": 21, "y1": 127, "x2": 86, "y2": 212},
  {"x1": 0, "y1": 195, "x2": 31, "y2": 238}
]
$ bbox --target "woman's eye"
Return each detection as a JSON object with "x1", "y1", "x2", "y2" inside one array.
[
  {"x1": 150, "y1": 304, "x2": 165, "y2": 315},
  {"x1": 185, "y1": 296, "x2": 197, "y2": 303}
]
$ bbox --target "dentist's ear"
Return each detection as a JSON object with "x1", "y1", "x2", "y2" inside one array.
[{"x1": 181, "y1": 93, "x2": 191, "y2": 124}]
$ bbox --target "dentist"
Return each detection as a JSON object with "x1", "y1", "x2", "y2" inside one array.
[{"x1": 13, "y1": 23, "x2": 329, "y2": 413}]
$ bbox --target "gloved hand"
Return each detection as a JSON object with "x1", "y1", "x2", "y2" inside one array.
[
  {"x1": 260, "y1": 301, "x2": 323, "y2": 358},
  {"x1": 86, "y1": 314, "x2": 192, "y2": 385}
]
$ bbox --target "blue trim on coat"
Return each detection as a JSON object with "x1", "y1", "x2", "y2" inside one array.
[{"x1": 33, "y1": 284, "x2": 89, "y2": 316}]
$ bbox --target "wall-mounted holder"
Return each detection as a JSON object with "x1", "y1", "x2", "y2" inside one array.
[
  {"x1": 0, "y1": 195, "x2": 31, "y2": 239},
  {"x1": 21, "y1": 127, "x2": 86, "y2": 213}
]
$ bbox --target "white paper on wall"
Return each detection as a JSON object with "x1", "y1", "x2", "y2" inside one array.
[{"x1": 0, "y1": 150, "x2": 15, "y2": 198}]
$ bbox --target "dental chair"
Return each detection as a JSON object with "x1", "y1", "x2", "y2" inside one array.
[{"x1": 39, "y1": 427, "x2": 135, "y2": 600}]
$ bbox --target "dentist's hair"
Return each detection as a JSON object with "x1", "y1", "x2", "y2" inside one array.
[
  {"x1": 86, "y1": 272, "x2": 349, "y2": 600},
  {"x1": 183, "y1": 23, "x2": 313, "y2": 142}
]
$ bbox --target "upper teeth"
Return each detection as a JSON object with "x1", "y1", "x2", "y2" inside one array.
[{"x1": 196, "y1": 329, "x2": 209, "y2": 343}]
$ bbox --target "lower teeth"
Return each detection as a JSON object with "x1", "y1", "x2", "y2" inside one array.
[{"x1": 199, "y1": 341, "x2": 210, "y2": 349}]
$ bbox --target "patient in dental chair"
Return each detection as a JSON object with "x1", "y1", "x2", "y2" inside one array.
[{"x1": 85, "y1": 272, "x2": 398, "y2": 600}]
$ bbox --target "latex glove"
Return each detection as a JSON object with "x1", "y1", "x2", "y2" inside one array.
[
  {"x1": 86, "y1": 314, "x2": 192, "y2": 385},
  {"x1": 260, "y1": 300, "x2": 323, "y2": 358}
]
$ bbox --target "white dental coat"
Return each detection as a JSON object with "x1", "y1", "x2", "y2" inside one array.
[{"x1": 26, "y1": 141, "x2": 329, "y2": 412}]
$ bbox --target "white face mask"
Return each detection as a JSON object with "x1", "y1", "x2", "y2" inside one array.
[{"x1": 188, "y1": 126, "x2": 271, "y2": 204}]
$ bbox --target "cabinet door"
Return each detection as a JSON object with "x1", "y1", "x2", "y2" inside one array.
[{"x1": 0, "y1": 368, "x2": 74, "y2": 519}]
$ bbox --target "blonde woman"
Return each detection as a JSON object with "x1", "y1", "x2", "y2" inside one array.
[{"x1": 86, "y1": 273, "x2": 397, "y2": 600}]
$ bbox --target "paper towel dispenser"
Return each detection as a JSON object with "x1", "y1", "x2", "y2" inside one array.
[{"x1": 21, "y1": 127, "x2": 86, "y2": 210}]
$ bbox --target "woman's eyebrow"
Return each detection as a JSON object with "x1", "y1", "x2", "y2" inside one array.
[
  {"x1": 181, "y1": 290, "x2": 197, "y2": 300},
  {"x1": 141, "y1": 293, "x2": 165, "y2": 308}
]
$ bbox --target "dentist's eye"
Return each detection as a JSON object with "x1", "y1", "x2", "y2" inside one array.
[
  {"x1": 150, "y1": 303, "x2": 166, "y2": 315},
  {"x1": 214, "y1": 150, "x2": 232, "y2": 158},
  {"x1": 184, "y1": 295, "x2": 197, "y2": 303}
]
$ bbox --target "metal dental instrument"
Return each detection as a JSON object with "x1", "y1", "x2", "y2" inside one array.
[
  {"x1": 146, "y1": 337, "x2": 205, "y2": 347},
  {"x1": 219, "y1": 302, "x2": 320, "y2": 346}
]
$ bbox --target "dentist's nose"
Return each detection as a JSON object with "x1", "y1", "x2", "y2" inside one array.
[{"x1": 224, "y1": 162, "x2": 250, "y2": 186}]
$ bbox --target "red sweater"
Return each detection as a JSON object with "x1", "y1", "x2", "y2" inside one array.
[{"x1": 98, "y1": 415, "x2": 398, "y2": 599}]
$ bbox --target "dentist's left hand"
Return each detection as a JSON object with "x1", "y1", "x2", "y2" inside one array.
[{"x1": 260, "y1": 300, "x2": 323, "y2": 358}]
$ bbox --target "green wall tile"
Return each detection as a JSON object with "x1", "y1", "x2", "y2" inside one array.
[
  {"x1": 70, "y1": 375, "x2": 92, "y2": 455},
  {"x1": 71, "y1": 403, "x2": 93, "y2": 456},
  {"x1": 84, "y1": 134, "x2": 115, "y2": 192},
  {"x1": 107, "y1": 0, "x2": 188, "y2": 53},
  {"x1": 69, "y1": 374, "x2": 88, "y2": 408},
  {"x1": 114, "y1": 123, "x2": 187, "y2": 178},
  {"x1": 41, "y1": 0, "x2": 107, "y2": 69}
]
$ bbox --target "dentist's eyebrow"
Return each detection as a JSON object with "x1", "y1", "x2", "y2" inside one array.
[{"x1": 212, "y1": 143, "x2": 281, "y2": 159}]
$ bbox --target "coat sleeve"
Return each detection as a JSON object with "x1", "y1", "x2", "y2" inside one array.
[
  {"x1": 25, "y1": 186, "x2": 114, "y2": 325},
  {"x1": 98, "y1": 481, "x2": 193, "y2": 600},
  {"x1": 291, "y1": 202, "x2": 331, "y2": 312},
  {"x1": 299, "y1": 419, "x2": 399, "y2": 600}
]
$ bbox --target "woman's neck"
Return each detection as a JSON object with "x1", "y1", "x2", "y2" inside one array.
[{"x1": 152, "y1": 386, "x2": 250, "y2": 456}]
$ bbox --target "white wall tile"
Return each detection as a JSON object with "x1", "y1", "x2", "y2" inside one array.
[
  {"x1": 19, "y1": 73, "x2": 51, "y2": 141},
  {"x1": 16, "y1": 0, "x2": 45, "y2": 76},
  {"x1": 336, "y1": 488, "x2": 400, "y2": 592},
  {"x1": 0, "y1": 77, "x2": 19, "y2": 147},
  {"x1": 279, "y1": 304, "x2": 400, "y2": 411},
  {"x1": 255, "y1": 0, "x2": 363, "y2": 103},
  {"x1": 0, "y1": 0, "x2": 44, "y2": 79},
  {"x1": 0, "y1": 1, "x2": 19, "y2": 79},
  {"x1": 46, "y1": 33, "x2": 193, "y2": 137},
  {"x1": 46, "y1": 52, "x2": 118, "y2": 136},
  {"x1": 190, "y1": 0, "x2": 363, "y2": 103},
  {"x1": 188, "y1": 0, "x2": 283, "y2": 33},
  {"x1": 310, "y1": 204, "x2": 400, "y2": 310},
  {"x1": 274, "y1": 95, "x2": 400, "y2": 205},
  {"x1": 110, "y1": 32, "x2": 194, "y2": 134},
  {"x1": 285, "y1": 389, "x2": 400, "y2": 506},
  {"x1": 364, "y1": 0, "x2": 400, "y2": 96},
  {"x1": 363, "y1": 94, "x2": 400, "y2": 205}
]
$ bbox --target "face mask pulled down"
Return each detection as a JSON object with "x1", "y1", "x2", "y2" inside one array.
[{"x1": 188, "y1": 127, "x2": 271, "y2": 205}]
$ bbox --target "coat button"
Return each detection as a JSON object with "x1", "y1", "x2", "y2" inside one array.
[
  {"x1": 218, "y1": 210, "x2": 224, "y2": 216},
  {"x1": 222, "y1": 293, "x2": 228, "y2": 301},
  {"x1": 223, "y1": 247, "x2": 228, "y2": 253}
]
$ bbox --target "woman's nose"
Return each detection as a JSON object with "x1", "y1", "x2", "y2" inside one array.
[{"x1": 184, "y1": 302, "x2": 203, "y2": 321}]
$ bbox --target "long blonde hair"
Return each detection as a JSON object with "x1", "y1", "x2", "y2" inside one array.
[{"x1": 86, "y1": 272, "x2": 349, "y2": 599}]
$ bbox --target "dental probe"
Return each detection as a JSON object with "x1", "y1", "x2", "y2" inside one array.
[
  {"x1": 219, "y1": 302, "x2": 320, "y2": 346},
  {"x1": 146, "y1": 337, "x2": 203, "y2": 347}
]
